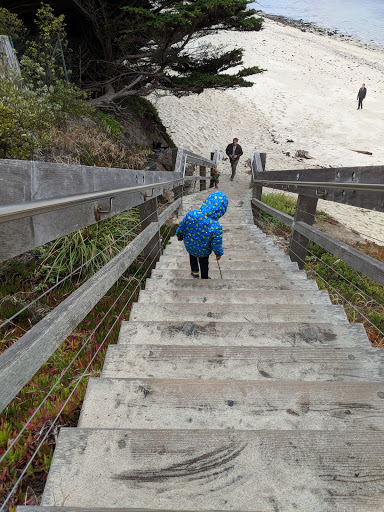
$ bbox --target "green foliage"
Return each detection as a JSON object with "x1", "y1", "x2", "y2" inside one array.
[
  {"x1": 258, "y1": 192, "x2": 384, "y2": 345},
  {"x1": 24, "y1": 3, "x2": 67, "y2": 86},
  {"x1": 0, "y1": 209, "x2": 176, "y2": 507},
  {"x1": 0, "y1": 75, "x2": 52, "y2": 159},
  {"x1": 166, "y1": 70, "x2": 258, "y2": 92},
  {"x1": 71, "y1": 0, "x2": 264, "y2": 103},
  {"x1": 95, "y1": 111, "x2": 126, "y2": 141},
  {"x1": 36, "y1": 210, "x2": 141, "y2": 283},
  {"x1": 122, "y1": 96, "x2": 156, "y2": 119},
  {"x1": 261, "y1": 193, "x2": 296, "y2": 215},
  {"x1": 258, "y1": 192, "x2": 296, "y2": 228},
  {"x1": 0, "y1": 8, "x2": 26, "y2": 37},
  {"x1": 122, "y1": 97, "x2": 175, "y2": 147},
  {"x1": 306, "y1": 241, "x2": 384, "y2": 344},
  {"x1": 120, "y1": 1, "x2": 263, "y2": 95},
  {"x1": 121, "y1": 1, "x2": 263, "y2": 33},
  {"x1": 0, "y1": 69, "x2": 90, "y2": 159},
  {"x1": 238, "y1": 66, "x2": 264, "y2": 77},
  {"x1": 0, "y1": 4, "x2": 92, "y2": 159}
]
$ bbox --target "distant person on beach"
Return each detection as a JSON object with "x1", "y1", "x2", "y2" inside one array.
[
  {"x1": 357, "y1": 83, "x2": 367, "y2": 110},
  {"x1": 226, "y1": 138, "x2": 243, "y2": 181}
]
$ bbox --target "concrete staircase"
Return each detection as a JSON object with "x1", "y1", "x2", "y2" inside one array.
[{"x1": 24, "y1": 188, "x2": 384, "y2": 512}]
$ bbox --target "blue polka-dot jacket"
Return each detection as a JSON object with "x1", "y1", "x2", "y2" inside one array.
[{"x1": 176, "y1": 191, "x2": 228, "y2": 258}]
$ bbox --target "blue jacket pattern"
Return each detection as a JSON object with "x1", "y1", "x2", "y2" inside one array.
[{"x1": 176, "y1": 191, "x2": 228, "y2": 258}]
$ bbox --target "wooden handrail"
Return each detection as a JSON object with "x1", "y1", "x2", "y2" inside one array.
[
  {"x1": 0, "y1": 145, "x2": 216, "y2": 411},
  {"x1": 251, "y1": 164, "x2": 384, "y2": 211},
  {"x1": 0, "y1": 198, "x2": 182, "y2": 413}
]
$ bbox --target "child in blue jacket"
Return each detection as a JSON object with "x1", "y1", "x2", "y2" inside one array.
[{"x1": 176, "y1": 191, "x2": 228, "y2": 279}]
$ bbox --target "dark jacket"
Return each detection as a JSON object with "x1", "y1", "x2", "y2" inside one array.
[
  {"x1": 176, "y1": 191, "x2": 228, "y2": 258},
  {"x1": 226, "y1": 143, "x2": 243, "y2": 158},
  {"x1": 357, "y1": 87, "x2": 367, "y2": 99}
]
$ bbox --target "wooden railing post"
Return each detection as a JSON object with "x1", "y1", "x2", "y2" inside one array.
[
  {"x1": 289, "y1": 194, "x2": 318, "y2": 269},
  {"x1": 210, "y1": 152, "x2": 216, "y2": 188},
  {"x1": 200, "y1": 165, "x2": 207, "y2": 191},
  {"x1": 251, "y1": 152, "x2": 266, "y2": 224},
  {"x1": 172, "y1": 147, "x2": 184, "y2": 216},
  {"x1": 138, "y1": 197, "x2": 161, "y2": 272},
  {"x1": 252, "y1": 182, "x2": 263, "y2": 225}
]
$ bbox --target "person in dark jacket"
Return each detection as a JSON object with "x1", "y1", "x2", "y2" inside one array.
[
  {"x1": 225, "y1": 138, "x2": 243, "y2": 181},
  {"x1": 176, "y1": 191, "x2": 228, "y2": 279},
  {"x1": 357, "y1": 83, "x2": 367, "y2": 110}
]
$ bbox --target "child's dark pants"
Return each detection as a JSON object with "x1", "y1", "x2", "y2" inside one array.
[{"x1": 190, "y1": 254, "x2": 209, "y2": 279}]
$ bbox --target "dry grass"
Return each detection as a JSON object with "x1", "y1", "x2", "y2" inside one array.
[{"x1": 50, "y1": 123, "x2": 148, "y2": 170}]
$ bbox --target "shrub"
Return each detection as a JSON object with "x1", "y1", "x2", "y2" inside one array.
[
  {"x1": 95, "y1": 111, "x2": 127, "y2": 141},
  {"x1": 23, "y1": 3, "x2": 67, "y2": 86},
  {"x1": 122, "y1": 97, "x2": 175, "y2": 147},
  {"x1": 21, "y1": 56, "x2": 91, "y2": 121},
  {"x1": 50, "y1": 123, "x2": 148, "y2": 169},
  {"x1": 0, "y1": 76, "x2": 53, "y2": 159},
  {"x1": 0, "y1": 8, "x2": 26, "y2": 37}
]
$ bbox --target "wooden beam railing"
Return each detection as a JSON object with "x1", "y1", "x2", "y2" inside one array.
[
  {"x1": 251, "y1": 162, "x2": 384, "y2": 285},
  {"x1": 252, "y1": 165, "x2": 384, "y2": 210},
  {"x1": 0, "y1": 147, "x2": 216, "y2": 412}
]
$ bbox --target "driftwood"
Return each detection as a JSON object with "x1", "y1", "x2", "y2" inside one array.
[{"x1": 352, "y1": 150, "x2": 373, "y2": 155}]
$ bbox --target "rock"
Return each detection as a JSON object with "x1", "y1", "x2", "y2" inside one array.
[
  {"x1": 80, "y1": 116, "x2": 97, "y2": 127},
  {"x1": 156, "y1": 148, "x2": 173, "y2": 172},
  {"x1": 295, "y1": 150, "x2": 313, "y2": 159}
]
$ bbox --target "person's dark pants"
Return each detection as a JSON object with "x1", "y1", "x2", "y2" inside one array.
[
  {"x1": 358, "y1": 98, "x2": 363, "y2": 109},
  {"x1": 190, "y1": 254, "x2": 209, "y2": 279},
  {"x1": 231, "y1": 158, "x2": 239, "y2": 179}
]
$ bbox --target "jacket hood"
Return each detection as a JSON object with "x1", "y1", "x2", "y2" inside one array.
[{"x1": 200, "y1": 191, "x2": 228, "y2": 220}]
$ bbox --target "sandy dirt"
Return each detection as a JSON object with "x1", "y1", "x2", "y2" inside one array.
[{"x1": 152, "y1": 18, "x2": 384, "y2": 245}]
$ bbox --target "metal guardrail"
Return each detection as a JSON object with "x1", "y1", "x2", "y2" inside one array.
[
  {"x1": 0, "y1": 178, "x2": 183, "y2": 224},
  {"x1": 0, "y1": 147, "x2": 217, "y2": 412}
]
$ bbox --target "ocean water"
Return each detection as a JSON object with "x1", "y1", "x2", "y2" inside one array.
[{"x1": 254, "y1": 0, "x2": 384, "y2": 47}]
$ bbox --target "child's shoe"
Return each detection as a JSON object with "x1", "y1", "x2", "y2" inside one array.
[{"x1": 191, "y1": 271, "x2": 199, "y2": 279}]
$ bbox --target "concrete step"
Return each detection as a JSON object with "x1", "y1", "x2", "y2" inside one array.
[
  {"x1": 138, "y1": 289, "x2": 331, "y2": 305},
  {"x1": 41, "y1": 428, "x2": 384, "y2": 511},
  {"x1": 79, "y1": 378, "x2": 384, "y2": 432},
  {"x1": 144, "y1": 278, "x2": 319, "y2": 291},
  {"x1": 150, "y1": 268, "x2": 308, "y2": 280},
  {"x1": 117, "y1": 320, "x2": 367, "y2": 347},
  {"x1": 129, "y1": 303, "x2": 348, "y2": 324},
  {"x1": 155, "y1": 260, "x2": 299, "y2": 271},
  {"x1": 102, "y1": 344, "x2": 384, "y2": 381}
]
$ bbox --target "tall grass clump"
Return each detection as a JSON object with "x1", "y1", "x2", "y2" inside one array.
[{"x1": 35, "y1": 209, "x2": 141, "y2": 283}]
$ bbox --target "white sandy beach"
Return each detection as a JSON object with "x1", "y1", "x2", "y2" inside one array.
[{"x1": 153, "y1": 18, "x2": 384, "y2": 244}]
